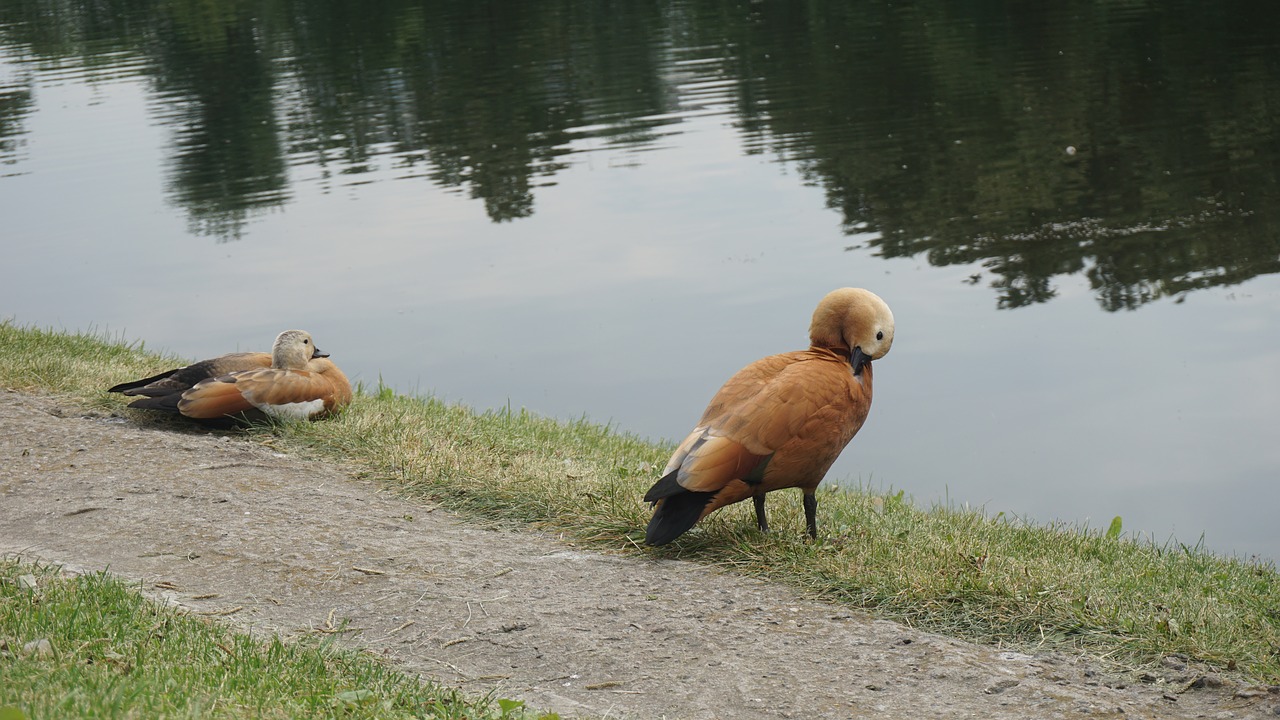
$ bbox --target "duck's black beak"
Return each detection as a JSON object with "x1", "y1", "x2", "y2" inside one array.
[
  {"x1": 312, "y1": 346, "x2": 330, "y2": 359},
  {"x1": 851, "y1": 346, "x2": 870, "y2": 376}
]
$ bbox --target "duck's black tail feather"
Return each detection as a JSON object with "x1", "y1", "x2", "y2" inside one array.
[
  {"x1": 645, "y1": 487, "x2": 717, "y2": 546},
  {"x1": 643, "y1": 469, "x2": 683, "y2": 503},
  {"x1": 107, "y1": 368, "x2": 182, "y2": 395}
]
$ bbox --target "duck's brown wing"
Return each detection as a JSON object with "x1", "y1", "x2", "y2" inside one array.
[
  {"x1": 664, "y1": 351, "x2": 850, "y2": 494},
  {"x1": 109, "y1": 352, "x2": 271, "y2": 397}
]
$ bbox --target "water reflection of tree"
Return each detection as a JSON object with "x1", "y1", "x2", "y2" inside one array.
[
  {"x1": 0, "y1": 0, "x2": 291, "y2": 240},
  {"x1": 146, "y1": 2, "x2": 290, "y2": 241},
  {"x1": 0, "y1": 82, "x2": 33, "y2": 169},
  {"x1": 279, "y1": 0, "x2": 669, "y2": 222},
  {"x1": 0, "y1": 0, "x2": 135, "y2": 172},
  {"x1": 701, "y1": 0, "x2": 1280, "y2": 310},
  {"x1": 2, "y1": 0, "x2": 1278, "y2": 306}
]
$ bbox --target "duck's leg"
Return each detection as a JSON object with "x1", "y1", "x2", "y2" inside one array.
[
  {"x1": 753, "y1": 495, "x2": 769, "y2": 532},
  {"x1": 803, "y1": 492, "x2": 818, "y2": 539}
]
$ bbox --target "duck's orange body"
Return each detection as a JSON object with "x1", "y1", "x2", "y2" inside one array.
[
  {"x1": 178, "y1": 358, "x2": 351, "y2": 420},
  {"x1": 644, "y1": 288, "x2": 894, "y2": 545}
]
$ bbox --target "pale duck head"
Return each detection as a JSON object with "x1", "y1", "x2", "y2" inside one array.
[
  {"x1": 271, "y1": 330, "x2": 328, "y2": 370},
  {"x1": 808, "y1": 288, "x2": 895, "y2": 374}
]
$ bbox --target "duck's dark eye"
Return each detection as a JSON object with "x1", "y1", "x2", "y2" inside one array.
[{"x1": 876, "y1": 331, "x2": 884, "y2": 341}]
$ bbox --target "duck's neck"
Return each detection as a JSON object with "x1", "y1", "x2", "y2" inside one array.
[{"x1": 813, "y1": 343, "x2": 852, "y2": 361}]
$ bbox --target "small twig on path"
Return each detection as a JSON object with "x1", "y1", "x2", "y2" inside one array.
[
  {"x1": 198, "y1": 606, "x2": 243, "y2": 616},
  {"x1": 426, "y1": 656, "x2": 470, "y2": 678},
  {"x1": 386, "y1": 620, "x2": 415, "y2": 636},
  {"x1": 455, "y1": 594, "x2": 508, "y2": 628}
]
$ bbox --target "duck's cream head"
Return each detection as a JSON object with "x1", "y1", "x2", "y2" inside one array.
[
  {"x1": 808, "y1": 288, "x2": 895, "y2": 374},
  {"x1": 271, "y1": 330, "x2": 328, "y2": 370}
]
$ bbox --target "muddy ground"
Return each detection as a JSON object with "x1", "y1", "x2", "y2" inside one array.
[{"x1": 1, "y1": 389, "x2": 1276, "y2": 719}]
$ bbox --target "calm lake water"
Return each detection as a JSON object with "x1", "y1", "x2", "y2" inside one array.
[{"x1": 3, "y1": 1, "x2": 1278, "y2": 560}]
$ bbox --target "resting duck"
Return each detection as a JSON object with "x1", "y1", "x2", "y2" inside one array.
[
  {"x1": 643, "y1": 288, "x2": 895, "y2": 545},
  {"x1": 109, "y1": 330, "x2": 351, "y2": 422}
]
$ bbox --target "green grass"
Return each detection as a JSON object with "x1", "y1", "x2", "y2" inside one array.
[
  {"x1": 3, "y1": 320, "x2": 1279, "y2": 687},
  {"x1": 0, "y1": 559, "x2": 552, "y2": 720}
]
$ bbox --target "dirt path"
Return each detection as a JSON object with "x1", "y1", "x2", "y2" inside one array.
[{"x1": 0, "y1": 389, "x2": 1273, "y2": 719}]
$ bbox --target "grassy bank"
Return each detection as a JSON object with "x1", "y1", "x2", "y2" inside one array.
[
  {"x1": 0, "y1": 559, "x2": 549, "y2": 719},
  {"x1": 2, "y1": 321, "x2": 1278, "y2": 686}
]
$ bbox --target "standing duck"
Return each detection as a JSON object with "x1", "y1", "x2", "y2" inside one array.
[{"x1": 643, "y1": 288, "x2": 895, "y2": 545}]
